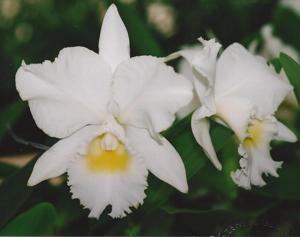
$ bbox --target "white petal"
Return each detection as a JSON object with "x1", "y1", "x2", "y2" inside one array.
[
  {"x1": 191, "y1": 108, "x2": 222, "y2": 170},
  {"x1": 187, "y1": 38, "x2": 221, "y2": 89},
  {"x1": 16, "y1": 47, "x2": 112, "y2": 138},
  {"x1": 215, "y1": 43, "x2": 293, "y2": 117},
  {"x1": 126, "y1": 126, "x2": 188, "y2": 193},
  {"x1": 216, "y1": 96, "x2": 255, "y2": 141},
  {"x1": 231, "y1": 119, "x2": 282, "y2": 189},
  {"x1": 67, "y1": 140, "x2": 148, "y2": 219},
  {"x1": 28, "y1": 125, "x2": 102, "y2": 186},
  {"x1": 180, "y1": 39, "x2": 221, "y2": 116},
  {"x1": 114, "y1": 56, "x2": 193, "y2": 133},
  {"x1": 99, "y1": 4, "x2": 130, "y2": 72},
  {"x1": 275, "y1": 120, "x2": 297, "y2": 142},
  {"x1": 179, "y1": 38, "x2": 221, "y2": 84},
  {"x1": 231, "y1": 151, "x2": 282, "y2": 189},
  {"x1": 167, "y1": 39, "x2": 221, "y2": 103},
  {"x1": 176, "y1": 57, "x2": 200, "y2": 118},
  {"x1": 176, "y1": 92, "x2": 199, "y2": 119},
  {"x1": 230, "y1": 162, "x2": 251, "y2": 190}
]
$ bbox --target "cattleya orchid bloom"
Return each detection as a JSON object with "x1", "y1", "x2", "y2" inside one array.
[
  {"x1": 166, "y1": 38, "x2": 297, "y2": 189},
  {"x1": 15, "y1": 4, "x2": 193, "y2": 218}
]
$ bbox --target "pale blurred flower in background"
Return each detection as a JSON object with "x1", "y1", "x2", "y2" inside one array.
[
  {"x1": 147, "y1": 1, "x2": 176, "y2": 38},
  {"x1": 14, "y1": 22, "x2": 33, "y2": 43},
  {"x1": 250, "y1": 24, "x2": 299, "y2": 61},
  {"x1": 281, "y1": 0, "x2": 300, "y2": 15},
  {"x1": 0, "y1": 0, "x2": 20, "y2": 20}
]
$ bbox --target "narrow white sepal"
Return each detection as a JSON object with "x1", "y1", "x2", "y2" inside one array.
[
  {"x1": 191, "y1": 109, "x2": 222, "y2": 170},
  {"x1": 275, "y1": 120, "x2": 297, "y2": 142},
  {"x1": 28, "y1": 125, "x2": 101, "y2": 186},
  {"x1": 99, "y1": 4, "x2": 130, "y2": 72}
]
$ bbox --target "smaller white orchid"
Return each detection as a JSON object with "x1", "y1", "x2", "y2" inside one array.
[
  {"x1": 166, "y1": 38, "x2": 297, "y2": 189},
  {"x1": 16, "y1": 4, "x2": 193, "y2": 218},
  {"x1": 249, "y1": 24, "x2": 299, "y2": 62}
]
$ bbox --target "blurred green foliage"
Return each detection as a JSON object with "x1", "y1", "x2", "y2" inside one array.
[
  {"x1": 280, "y1": 53, "x2": 300, "y2": 101},
  {"x1": 0, "y1": 0, "x2": 300, "y2": 236},
  {"x1": 0, "y1": 202, "x2": 57, "y2": 236}
]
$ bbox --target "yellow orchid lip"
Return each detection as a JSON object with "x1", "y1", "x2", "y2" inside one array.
[
  {"x1": 85, "y1": 133, "x2": 130, "y2": 173},
  {"x1": 243, "y1": 119, "x2": 263, "y2": 148}
]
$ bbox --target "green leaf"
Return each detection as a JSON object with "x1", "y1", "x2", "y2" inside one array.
[
  {"x1": 0, "y1": 163, "x2": 18, "y2": 178},
  {"x1": 197, "y1": 137, "x2": 238, "y2": 200},
  {"x1": 0, "y1": 100, "x2": 26, "y2": 141},
  {"x1": 268, "y1": 58, "x2": 282, "y2": 74},
  {"x1": 274, "y1": 6, "x2": 300, "y2": 52},
  {"x1": 0, "y1": 159, "x2": 35, "y2": 228},
  {"x1": 105, "y1": 0, "x2": 163, "y2": 56},
  {"x1": 280, "y1": 53, "x2": 300, "y2": 101},
  {"x1": 0, "y1": 202, "x2": 57, "y2": 236},
  {"x1": 210, "y1": 120, "x2": 234, "y2": 152},
  {"x1": 125, "y1": 224, "x2": 141, "y2": 236}
]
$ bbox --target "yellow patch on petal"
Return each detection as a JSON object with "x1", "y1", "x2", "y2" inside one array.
[
  {"x1": 85, "y1": 135, "x2": 130, "y2": 173},
  {"x1": 243, "y1": 119, "x2": 263, "y2": 148}
]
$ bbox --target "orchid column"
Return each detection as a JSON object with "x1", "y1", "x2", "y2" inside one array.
[{"x1": 15, "y1": 4, "x2": 193, "y2": 218}]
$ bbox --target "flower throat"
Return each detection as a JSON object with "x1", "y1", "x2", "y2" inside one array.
[{"x1": 85, "y1": 133, "x2": 130, "y2": 173}]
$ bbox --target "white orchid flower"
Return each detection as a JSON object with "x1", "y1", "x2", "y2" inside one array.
[
  {"x1": 15, "y1": 4, "x2": 193, "y2": 218},
  {"x1": 166, "y1": 38, "x2": 297, "y2": 189}
]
